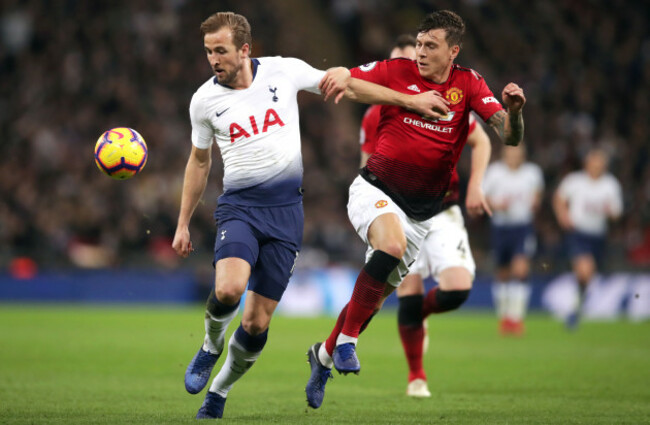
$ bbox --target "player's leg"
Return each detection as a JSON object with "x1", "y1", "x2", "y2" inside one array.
[
  {"x1": 396, "y1": 273, "x2": 429, "y2": 396},
  {"x1": 185, "y1": 221, "x2": 256, "y2": 395},
  {"x1": 200, "y1": 227, "x2": 299, "y2": 418},
  {"x1": 422, "y1": 209, "x2": 474, "y2": 318},
  {"x1": 567, "y1": 253, "x2": 595, "y2": 329},
  {"x1": 505, "y1": 254, "x2": 532, "y2": 335},
  {"x1": 492, "y1": 266, "x2": 511, "y2": 333},
  {"x1": 309, "y1": 284, "x2": 393, "y2": 408},
  {"x1": 197, "y1": 291, "x2": 277, "y2": 419},
  {"x1": 490, "y1": 225, "x2": 513, "y2": 333}
]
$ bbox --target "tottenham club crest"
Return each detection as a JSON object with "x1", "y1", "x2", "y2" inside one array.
[{"x1": 269, "y1": 86, "x2": 278, "y2": 102}]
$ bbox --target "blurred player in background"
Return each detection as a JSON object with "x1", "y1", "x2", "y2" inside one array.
[
  {"x1": 359, "y1": 34, "x2": 492, "y2": 398},
  {"x1": 553, "y1": 148, "x2": 623, "y2": 330},
  {"x1": 171, "y1": 11, "x2": 447, "y2": 419},
  {"x1": 483, "y1": 144, "x2": 544, "y2": 336},
  {"x1": 306, "y1": 10, "x2": 525, "y2": 409}
]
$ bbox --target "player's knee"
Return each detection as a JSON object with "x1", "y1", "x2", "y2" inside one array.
[
  {"x1": 206, "y1": 289, "x2": 240, "y2": 317},
  {"x1": 436, "y1": 289, "x2": 470, "y2": 312},
  {"x1": 379, "y1": 240, "x2": 406, "y2": 259},
  {"x1": 215, "y1": 284, "x2": 244, "y2": 306},
  {"x1": 240, "y1": 317, "x2": 269, "y2": 336}
]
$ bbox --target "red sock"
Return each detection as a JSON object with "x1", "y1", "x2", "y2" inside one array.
[
  {"x1": 324, "y1": 304, "x2": 348, "y2": 356},
  {"x1": 340, "y1": 269, "x2": 385, "y2": 339},
  {"x1": 398, "y1": 324, "x2": 426, "y2": 382},
  {"x1": 422, "y1": 287, "x2": 440, "y2": 318}
]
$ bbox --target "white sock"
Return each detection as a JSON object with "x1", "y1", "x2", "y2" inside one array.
[
  {"x1": 336, "y1": 333, "x2": 358, "y2": 346},
  {"x1": 209, "y1": 332, "x2": 262, "y2": 397},
  {"x1": 318, "y1": 343, "x2": 333, "y2": 369},
  {"x1": 202, "y1": 308, "x2": 238, "y2": 355},
  {"x1": 491, "y1": 282, "x2": 508, "y2": 318},
  {"x1": 507, "y1": 281, "x2": 531, "y2": 321}
]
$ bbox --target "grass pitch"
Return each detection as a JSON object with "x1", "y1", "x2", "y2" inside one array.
[{"x1": 0, "y1": 305, "x2": 648, "y2": 424}]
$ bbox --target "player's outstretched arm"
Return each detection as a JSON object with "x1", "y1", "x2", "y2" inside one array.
[
  {"x1": 465, "y1": 123, "x2": 492, "y2": 218},
  {"x1": 172, "y1": 145, "x2": 212, "y2": 258},
  {"x1": 487, "y1": 83, "x2": 525, "y2": 146},
  {"x1": 319, "y1": 67, "x2": 449, "y2": 119}
]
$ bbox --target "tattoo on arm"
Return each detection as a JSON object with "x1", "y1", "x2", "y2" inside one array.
[
  {"x1": 488, "y1": 110, "x2": 506, "y2": 140},
  {"x1": 488, "y1": 110, "x2": 524, "y2": 146}
]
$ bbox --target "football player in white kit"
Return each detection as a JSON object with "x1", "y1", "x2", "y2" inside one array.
[
  {"x1": 171, "y1": 12, "x2": 448, "y2": 419},
  {"x1": 553, "y1": 148, "x2": 623, "y2": 330},
  {"x1": 483, "y1": 144, "x2": 544, "y2": 335}
]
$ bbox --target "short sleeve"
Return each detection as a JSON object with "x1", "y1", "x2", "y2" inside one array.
[
  {"x1": 350, "y1": 60, "x2": 390, "y2": 87},
  {"x1": 609, "y1": 176, "x2": 624, "y2": 216},
  {"x1": 281, "y1": 57, "x2": 326, "y2": 94},
  {"x1": 533, "y1": 165, "x2": 545, "y2": 191},
  {"x1": 189, "y1": 94, "x2": 214, "y2": 149},
  {"x1": 557, "y1": 174, "x2": 574, "y2": 200},
  {"x1": 468, "y1": 75, "x2": 504, "y2": 123}
]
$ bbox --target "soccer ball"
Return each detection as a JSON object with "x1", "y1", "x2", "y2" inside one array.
[{"x1": 94, "y1": 127, "x2": 148, "y2": 180}]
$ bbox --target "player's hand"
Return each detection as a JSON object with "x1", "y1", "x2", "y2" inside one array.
[
  {"x1": 319, "y1": 67, "x2": 351, "y2": 104},
  {"x1": 409, "y1": 90, "x2": 450, "y2": 120},
  {"x1": 172, "y1": 226, "x2": 194, "y2": 258},
  {"x1": 502, "y1": 83, "x2": 526, "y2": 113},
  {"x1": 466, "y1": 184, "x2": 492, "y2": 218}
]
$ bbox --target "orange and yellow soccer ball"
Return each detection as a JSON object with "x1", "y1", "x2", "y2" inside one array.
[{"x1": 94, "y1": 127, "x2": 148, "y2": 180}]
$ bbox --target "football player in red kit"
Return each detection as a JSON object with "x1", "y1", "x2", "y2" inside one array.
[{"x1": 306, "y1": 10, "x2": 525, "y2": 408}]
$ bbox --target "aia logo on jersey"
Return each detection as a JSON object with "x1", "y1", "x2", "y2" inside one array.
[
  {"x1": 445, "y1": 87, "x2": 464, "y2": 105},
  {"x1": 375, "y1": 200, "x2": 388, "y2": 208},
  {"x1": 229, "y1": 108, "x2": 285, "y2": 143}
]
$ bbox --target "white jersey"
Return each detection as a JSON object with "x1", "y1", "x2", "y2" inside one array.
[
  {"x1": 557, "y1": 171, "x2": 623, "y2": 235},
  {"x1": 189, "y1": 56, "x2": 325, "y2": 206},
  {"x1": 483, "y1": 161, "x2": 544, "y2": 226}
]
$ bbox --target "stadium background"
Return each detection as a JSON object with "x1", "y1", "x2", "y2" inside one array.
[{"x1": 1, "y1": 0, "x2": 649, "y2": 313}]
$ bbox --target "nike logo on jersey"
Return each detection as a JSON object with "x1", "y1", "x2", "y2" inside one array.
[
  {"x1": 407, "y1": 84, "x2": 421, "y2": 93},
  {"x1": 269, "y1": 86, "x2": 278, "y2": 102},
  {"x1": 220, "y1": 230, "x2": 227, "y2": 240},
  {"x1": 216, "y1": 108, "x2": 230, "y2": 117}
]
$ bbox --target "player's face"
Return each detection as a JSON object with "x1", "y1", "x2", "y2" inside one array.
[
  {"x1": 415, "y1": 29, "x2": 459, "y2": 79},
  {"x1": 503, "y1": 145, "x2": 525, "y2": 168},
  {"x1": 389, "y1": 45, "x2": 417, "y2": 60},
  {"x1": 585, "y1": 151, "x2": 608, "y2": 178},
  {"x1": 204, "y1": 27, "x2": 249, "y2": 86}
]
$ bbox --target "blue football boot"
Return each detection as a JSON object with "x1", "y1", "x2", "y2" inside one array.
[
  {"x1": 185, "y1": 346, "x2": 220, "y2": 394},
  {"x1": 332, "y1": 343, "x2": 360, "y2": 375},
  {"x1": 196, "y1": 391, "x2": 226, "y2": 419},
  {"x1": 305, "y1": 342, "x2": 333, "y2": 408}
]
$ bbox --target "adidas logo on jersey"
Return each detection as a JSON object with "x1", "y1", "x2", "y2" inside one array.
[{"x1": 407, "y1": 84, "x2": 421, "y2": 92}]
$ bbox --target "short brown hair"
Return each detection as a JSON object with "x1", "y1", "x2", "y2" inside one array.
[
  {"x1": 416, "y1": 10, "x2": 465, "y2": 48},
  {"x1": 200, "y1": 12, "x2": 252, "y2": 50}
]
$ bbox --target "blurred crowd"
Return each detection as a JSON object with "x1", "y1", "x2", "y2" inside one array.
[{"x1": 1, "y1": 0, "x2": 648, "y2": 273}]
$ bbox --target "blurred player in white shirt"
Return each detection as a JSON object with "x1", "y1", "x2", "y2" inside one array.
[
  {"x1": 553, "y1": 148, "x2": 623, "y2": 329},
  {"x1": 483, "y1": 145, "x2": 543, "y2": 335}
]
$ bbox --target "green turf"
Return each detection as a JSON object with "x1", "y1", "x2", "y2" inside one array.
[{"x1": 0, "y1": 305, "x2": 648, "y2": 424}]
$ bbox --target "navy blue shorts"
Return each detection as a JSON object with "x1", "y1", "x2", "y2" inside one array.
[
  {"x1": 213, "y1": 203, "x2": 303, "y2": 302},
  {"x1": 490, "y1": 224, "x2": 536, "y2": 267},
  {"x1": 566, "y1": 231, "x2": 605, "y2": 264}
]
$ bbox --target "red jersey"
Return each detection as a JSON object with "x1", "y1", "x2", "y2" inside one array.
[
  {"x1": 351, "y1": 59, "x2": 502, "y2": 220},
  {"x1": 360, "y1": 107, "x2": 479, "y2": 210}
]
